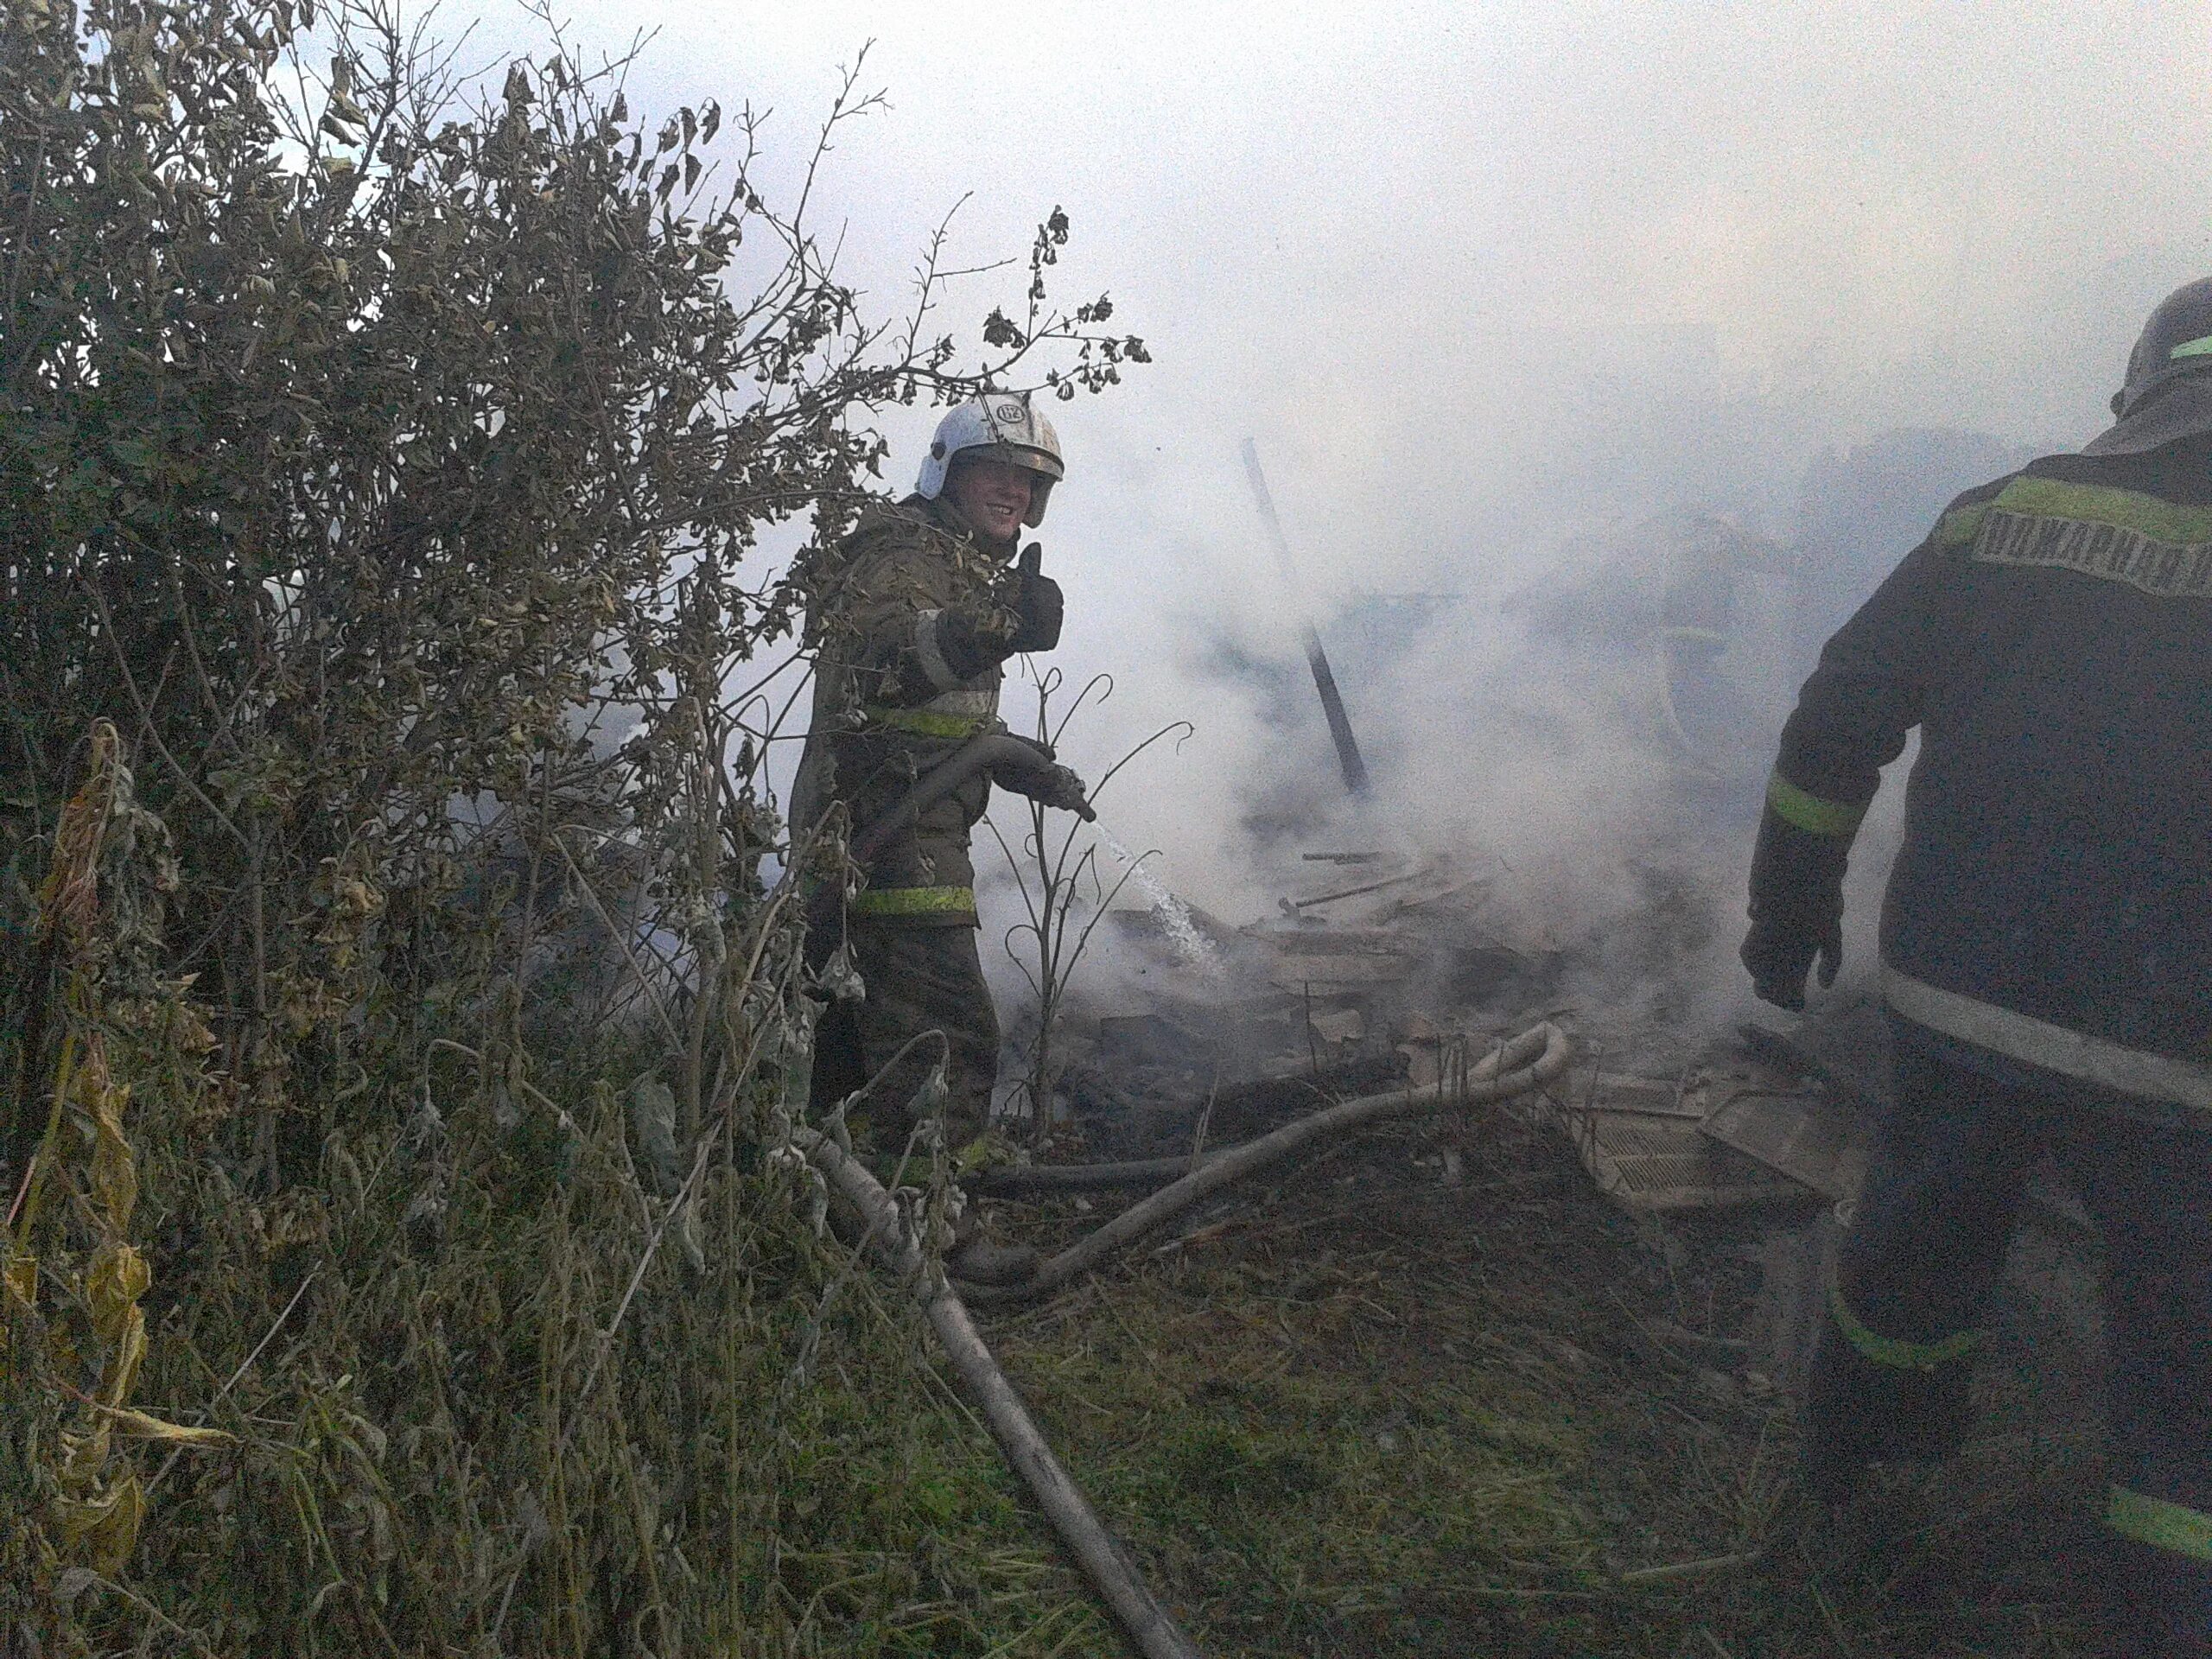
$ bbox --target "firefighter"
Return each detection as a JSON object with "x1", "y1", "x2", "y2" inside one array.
[
  {"x1": 1742, "y1": 279, "x2": 2212, "y2": 1652},
  {"x1": 793, "y1": 394, "x2": 1089, "y2": 1282}
]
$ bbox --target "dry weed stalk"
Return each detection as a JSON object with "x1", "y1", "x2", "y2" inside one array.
[
  {"x1": 987, "y1": 666, "x2": 1193, "y2": 1140},
  {"x1": 3, "y1": 723, "x2": 230, "y2": 1604}
]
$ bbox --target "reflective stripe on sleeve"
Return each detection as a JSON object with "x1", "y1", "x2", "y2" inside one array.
[
  {"x1": 911, "y1": 609, "x2": 967, "y2": 693},
  {"x1": 1765, "y1": 772, "x2": 1871, "y2": 838},
  {"x1": 1882, "y1": 967, "x2": 2212, "y2": 1111},
  {"x1": 862, "y1": 705, "x2": 994, "y2": 739},
  {"x1": 1828, "y1": 1285, "x2": 1982, "y2": 1372},
  {"x1": 850, "y1": 885, "x2": 977, "y2": 920},
  {"x1": 2108, "y1": 1486, "x2": 2212, "y2": 1563}
]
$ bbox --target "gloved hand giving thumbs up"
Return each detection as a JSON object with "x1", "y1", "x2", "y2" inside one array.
[{"x1": 1007, "y1": 542, "x2": 1063, "y2": 653}]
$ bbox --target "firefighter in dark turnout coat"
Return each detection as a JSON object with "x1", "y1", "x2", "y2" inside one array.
[
  {"x1": 1743, "y1": 280, "x2": 2212, "y2": 1652},
  {"x1": 793, "y1": 397, "x2": 1086, "y2": 1241}
]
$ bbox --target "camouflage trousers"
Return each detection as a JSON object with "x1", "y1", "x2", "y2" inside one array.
[{"x1": 809, "y1": 919, "x2": 999, "y2": 1155}]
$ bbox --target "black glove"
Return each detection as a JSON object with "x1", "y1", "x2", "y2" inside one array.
[
  {"x1": 1742, "y1": 809, "x2": 1847, "y2": 1011},
  {"x1": 1007, "y1": 543, "x2": 1063, "y2": 654},
  {"x1": 988, "y1": 734, "x2": 1095, "y2": 820},
  {"x1": 1028, "y1": 763, "x2": 1096, "y2": 820},
  {"x1": 926, "y1": 610, "x2": 995, "y2": 682}
]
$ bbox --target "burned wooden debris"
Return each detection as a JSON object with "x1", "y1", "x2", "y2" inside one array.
[{"x1": 1051, "y1": 844, "x2": 1880, "y2": 1224}]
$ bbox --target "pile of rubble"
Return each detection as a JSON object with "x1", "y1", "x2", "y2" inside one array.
[{"x1": 1056, "y1": 848, "x2": 1871, "y2": 1217}]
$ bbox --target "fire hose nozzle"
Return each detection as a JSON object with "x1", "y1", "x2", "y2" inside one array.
[{"x1": 1001, "y1": 740, "x2": 1095, "y2": 820}]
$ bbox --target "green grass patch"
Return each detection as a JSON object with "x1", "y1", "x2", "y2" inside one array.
[{"x1": 976, "y1": 1114, "x2": 2113, "y2": 1657}]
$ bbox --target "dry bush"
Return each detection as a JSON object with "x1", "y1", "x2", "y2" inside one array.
[{"x1": 0, "y1": 2, "x2": 1144, "y2": 1650}]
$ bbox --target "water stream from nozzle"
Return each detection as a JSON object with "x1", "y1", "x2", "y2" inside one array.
[{"x1": 1097, "y1": 831, "x2": 1224, "y2": 977}]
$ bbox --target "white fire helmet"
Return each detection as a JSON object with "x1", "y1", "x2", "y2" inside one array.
[{"x1": 914, "y1": 394, "x2": 1065, "y2": 526}]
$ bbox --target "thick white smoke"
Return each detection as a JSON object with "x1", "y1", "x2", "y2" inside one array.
[{"x1": 441, "y1": 0, "x2": 2211, "y2": 1033}]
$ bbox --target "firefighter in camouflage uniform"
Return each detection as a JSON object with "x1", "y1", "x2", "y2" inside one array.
[
  {"x1": 1744, "y1": 280, "x2": 2212, "y2": 1655},
  {"x1": 794, "y1": 395, "x2": 1088, "y2": 1279}
]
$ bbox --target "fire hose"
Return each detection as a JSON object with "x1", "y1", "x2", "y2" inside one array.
[
  {"x1": 1003, "y1": 1021, "x2": 1571, "y2": 1298},
  {"x1": 808, "y1": 729, "x2": 1093, "y2": 944},
  {"x1": 806, "y1": 743, "x2": 1569, "y2": 1648},
  {"x1": 803, "y1": 1024, "x2": 1569, "y2": 1656},
  {"x1": 849, "y1": 731, "x2": 1093, "y2": 869},
  {"x1": 796, "y1": 1127, "x2": 1204, "y2": 1659}
]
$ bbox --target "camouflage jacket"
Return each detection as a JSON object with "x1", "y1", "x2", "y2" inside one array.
[{"x1": 791, "y1": 494, "x2": 1027, "y2": 925}]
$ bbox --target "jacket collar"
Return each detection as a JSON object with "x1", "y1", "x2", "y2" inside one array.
[{"x1": 2082, "y1": 374, "x2": 2212, "y2": 456}]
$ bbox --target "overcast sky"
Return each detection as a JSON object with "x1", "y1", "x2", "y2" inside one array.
[{"x1": 454, "y1": 0, "x2": 2212, "y2": 910}]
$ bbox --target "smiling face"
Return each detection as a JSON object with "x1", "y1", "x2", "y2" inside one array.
[{"x1": 943, "y1": 456, "x2": 1035, "y2": 543}]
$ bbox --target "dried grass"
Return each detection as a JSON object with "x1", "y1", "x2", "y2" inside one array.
[{"x1": 978, "y1": 1096, "x2": 2109, "y2": 1656}]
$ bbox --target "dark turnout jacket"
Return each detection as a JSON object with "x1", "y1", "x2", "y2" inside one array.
[
  {"x1": 1767, "y1": 435, "x2": 2212, "y2": 1111},
  {"x1": 790, "y1": 494, "x2": 1026, "y2": 925}
]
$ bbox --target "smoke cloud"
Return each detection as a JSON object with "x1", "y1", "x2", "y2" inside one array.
[{"x1": 456, "y1": 0, "x2": 2212, "y2": 1018}]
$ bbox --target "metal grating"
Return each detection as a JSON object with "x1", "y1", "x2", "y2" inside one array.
[
  {"x1": 1700, "y1": 1088, "x2": 1870, "y2": 1205},
  {"x1": 1558, "y1": 1108, "x2": 1807, "y2": 1212}
]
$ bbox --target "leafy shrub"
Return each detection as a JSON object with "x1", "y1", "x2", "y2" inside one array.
[{"x1": 0, "y1": 2, "x2": 1143, "y2": 1649}]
